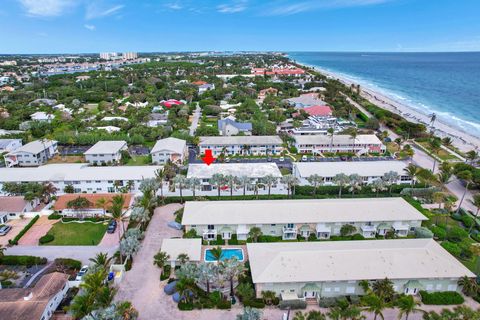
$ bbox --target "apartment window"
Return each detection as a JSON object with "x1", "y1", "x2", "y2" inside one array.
[
  {"x1": 324, "y1": 287, "x2": 331, "y2": 292},
  {"x1": 207, "y1": 225, "x2": 215, "y2": 230},
  {"x1": 436, "y1": 284, "x2": 442, "y2": 290},
  {"x1": 287, "y1": 223, "x2": 294, "y2": 229},
  {"x1": 270, "y1": 224, "x2": 276, "y2": 226}
]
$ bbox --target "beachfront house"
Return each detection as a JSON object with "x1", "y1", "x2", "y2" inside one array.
[
  {"x1": 247, "y1": 239, "x2": 475, "y2": 300},
  {"x1": 198, "y1": 136, "x2": 283, "y2": 156},
  {"x1": 151, "y1": 137, "x2": 188, "y2": 164},
  {"x1": 84, "y1": 140, "x2": 128, "y2": 165},
  {"x1": 182, "y1": 163, "x2": 286, "y2": 197},
  {"x1": 294, "y1": 134, "x2": 385, "y2": 155},
  {"x1": 0, "y1": 163, "x2": 162, "y2": 195},
  {"x1": 182, "y1": 198, "x2": 427, "y2": 241},
  {"x1": 4, "y1": 139, "x2": 58, "y2": 167},
  {"x1": 293, "y1": 161, "x2": 412, "y2": 186}
]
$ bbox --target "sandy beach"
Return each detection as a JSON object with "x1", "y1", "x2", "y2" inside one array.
[{"x1": 303, "y1": 65, "x2": 480, "y2": 153}]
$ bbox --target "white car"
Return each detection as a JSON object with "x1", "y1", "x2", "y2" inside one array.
[
  {"x1": 76, "y1": 266, "x2": 89, "y2": 281},
  {"x1": 301, "y1": 155, "x2": 308, "y2": 162},
  {"x1": 279, "y1": 156, "x2": 285, "y2": 162}
]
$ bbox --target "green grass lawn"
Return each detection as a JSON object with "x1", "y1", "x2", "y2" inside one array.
[
  {"x1": 43, "y1": 221, "x2": 108, "y2": 246},
  {"x1": 126, "y1": 155, "x2": 151, "y2": 166}
]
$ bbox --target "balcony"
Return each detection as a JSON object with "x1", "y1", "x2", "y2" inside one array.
[
  {"x1": 283, "y1": 225, "x2": 297, "y2": 240},
  {"x1": 202, "y1": 229, "x2": 217, "y2": 240}
]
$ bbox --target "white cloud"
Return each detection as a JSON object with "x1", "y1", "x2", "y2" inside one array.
[
  {"x1": 84, "y1": 24, "x2": 96, "y2": 31},
  {"x1": 217, "y1": 0, "x2": 248, "y2": 13},
  {"x1": 18, "y1": 0, "x2": 77, "y2": 17},
  {"x1": 86, "y1": 3, "x2": 124, "y2": 19},
  {"x1": 165, "y1": 3, "x2": 183, "y2": 10},
  {"x1": 264, "y1": 0, "x2": 394, "y2": 16}
]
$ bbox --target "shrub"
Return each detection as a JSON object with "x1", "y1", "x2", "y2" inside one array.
[
  {"x1": 441, "y1": 241, "x2": 461, "y2": 257},
  {"x1": 160, "y1": 265, "x2": 171, "y2": 280},
  {"x1": 430, "y1": 226, "x2": 447, "y2": 240},
  {"x1": 279, "y1": 299, "x2": 307, "y2": 310},
  {"x1": 0, "y1": 255, "x2": 47, "y2": 266},
  {"x1": 257, "y1": 235, "x2": 283, "y2": 243},
  {"x1": 460, "y1": 215, "x2": 475, "y2": 229},
  {"x1": 48, "y1": 213, "x2": 62, "y2": 220},
  {"x1": 9, "y1": 215, "x2": 39, "y2": 245},
  {"x1": 318, "y1": 297, "x2": 338, "y2": 308},
  {"x1": 243, "y1": 298, "x2": 265, "y2": 309},
  {"x1": 54, "y1": 258, "x2": 82, "y2": 270},
  {"x1": 39, "y1": 234, "x2": 54, "y2": 244},
  {"x1": 216, "y1": 300, "x2": 232, "y2": 309},
  {"x1": 348, "y1": 295, "x2": 361, "y2": 305},
  {"x1": 0, "y1": 280, "x2": 12, "y2": 287},
  {"x1": 351, "y1": 234, "x2": 365, "y2": 240},
  {"x1": 415, "y1": 227, "x2": 434, "y2": 238},
  {"x1": 178, "y1": 302, "x2": 194, "y2": 311},
  {"x1": 447, "y1": 226, "x2": 469, "y2": 242},
  {"x1": 419, "y1": 291, "x2": 464, "y2": 305}
]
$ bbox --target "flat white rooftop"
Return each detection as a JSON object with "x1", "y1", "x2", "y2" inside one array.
[
  {"x1": 0, "y1": 164, "x2": 163, "y2": 182},
  {"x1": 84, "y1": 140, "x2": 127, "y2": 155},
  {"x1": 247, "y1": 239, "x2": 475, "y2": 284},
  {"x1": 199, "y1": 135, "x2": 282, "y2": 146},
  {"x1": 181, "y1": 198, "x2": 427, "y2": 225},
  {"x1": 186, "y1": 163, "x2": 282, "y2": 179},
  {"x1": 294, "y1": 161, "x2": 408, "y2": 177},
  {"x1": 295, "y1": 134, "x2": 382, "y2": 145},
  {"x1": 151, "y1": 137, "x2": 186, "y2": 154},
  {"x1": 160, "y1": 239, "x2": 202, "y2": 262}
]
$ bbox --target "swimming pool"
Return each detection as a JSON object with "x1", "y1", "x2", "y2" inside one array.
[{"x1": 204, "y1": 248, "x2": 244, "y2": 262}]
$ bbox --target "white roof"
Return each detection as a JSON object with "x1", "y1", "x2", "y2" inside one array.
[
  {"x1": 295, "y1": 134, "x2": 383, "y2": 145},
  {"x1": 151, "y1": 137, "x2": 186, "y2": 155},
  {"x1": 247, "y1": 239, "x2": 475, "y2": 284},
  {"x1": 84, "y1": 141, "x2": 127, "y2": 155},
  {"x1": 30, "y1": 111, "x2": 54, "y2": 120},
  {"x1": 0, "y1": 164, "x2": 162, "y2": 182},
  {"x1": 181, "y1": 198, "x2": 427, "y2": 225},
  {"x1": 199, "y1": 135, "x2": 282, "y2": 146},
  {"x1": 160, "y1": 239, "x2": 202, "y2": 262},
  {"x1": 9, "y1": 140, "x2": 56, "y2": 155},
  {"x1": 102, "y1": 116, "x2": 128, "y2": 121},
  {"x1": 294, "y1": 161, "x2": 408, "y2": 178},
  {"x1": 186, "y1": 163, "x2": 282, "y2": 179}
]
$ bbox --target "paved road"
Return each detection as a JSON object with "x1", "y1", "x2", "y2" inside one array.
[
  {"x1": 189, "y1": 103, "x2": 201, "y2": 136},
  {"x1": 6, "y1": 245, "x2": 118, "y2": 264},
  {"x1": 447, "y1": 179, "x2": 477, "y2": 213}
]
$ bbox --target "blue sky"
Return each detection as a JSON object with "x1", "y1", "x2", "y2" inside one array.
[{"x1": 1, "y1": 0, "x2": 480, "y2": 53}]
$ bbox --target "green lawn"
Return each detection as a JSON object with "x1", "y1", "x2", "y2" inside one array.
[
  {"x1": 126, "y1": 155, "x2": 151, "y2": 166},
  {"x1": 43, "y1": 221, "x2": 108, "y2": 246}
]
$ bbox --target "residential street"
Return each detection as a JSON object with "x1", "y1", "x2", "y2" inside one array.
[{"x1": 189, "y1": 103, "x2": 201, "y2": 136}]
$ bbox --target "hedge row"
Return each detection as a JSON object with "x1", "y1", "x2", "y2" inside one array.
[
  {"x1": 9, "y1": 215, "x2": 39, "y2": 245},
  {"x1": 39, "y1": 234, "x2": 55, "y2": 244},
  {"x1": 419, "y1": 291, "x2": 464, "y2": 305},
  {"x1": 54, "y1": 258, "x2": 82, "y2": 270},
  {"x1": 0, "y1": 255, "x2": 47, "y2": 266}
]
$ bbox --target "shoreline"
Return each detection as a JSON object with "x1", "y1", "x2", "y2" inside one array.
[{"x1": 297, "y1": 62, "x2": 480, "y2": 153}]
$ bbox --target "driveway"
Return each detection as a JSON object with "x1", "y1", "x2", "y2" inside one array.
[
  {"x1": 0, "y1": 219, "x2": 31, "y2": 246},
  {"x1": 18, "y1": 216, "x2": 57, "y2": 246},
  {"x1": 189, "y1": 103, "x2": 201, "y2": 136},
  {"x1": 99, "y1": 221, "x2": 128, "y2": 246}
]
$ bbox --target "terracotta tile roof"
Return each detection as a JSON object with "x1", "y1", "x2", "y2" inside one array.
[
  {"x1": 0, "y1": 272, "x2": 69, "y2": 320},
  {"x1": 53, "y1": 193, "x2": 133, "y2": 211},
  {"x1": 0, "y1": 196, "x2": 29, "y2": 212}
]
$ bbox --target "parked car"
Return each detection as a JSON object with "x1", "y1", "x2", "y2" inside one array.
[
  {"x1": 0, "y1": 225, "x2": 12, "y2": 236},
  {"x1": 76, "y1": 266, "x2": 89, "y2": 281},
  {"x1": 107, "y1": 220, "x2": 117, "y2": 234},
  {"x1": 279, "y1": 156, "x2": 285, "y2": 162},
  {"x1": 301, "y1": 155, "x2": 308, "y2": 162},
  {"x1": 267, "y1": 157, "x2": 272, "y2": 162},
  {"x1": 225, "y1": 157, "x2": 230, "y2": 163},
  {"x1": 168, "y1": 221, "x2": 182, "y2": 230}
]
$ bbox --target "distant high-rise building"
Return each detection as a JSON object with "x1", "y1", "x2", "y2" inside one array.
[
  {"x1": 122, "y1": 52, "x2": 138, "y2": 60},
  {"x1": 99, "y1": 52, "x2": 118, "y2": 60}
]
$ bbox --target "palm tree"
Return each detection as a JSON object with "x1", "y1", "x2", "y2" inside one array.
[
  {"x1": 470, "y1": 194, "x2": 480, "y2": 234},
  {"x1": 428, "y1": 138, "x2": 441, "y2": 172},
  {"x1": 209, "y1": 246, "x2": 223, "y2": 262},
  {"x1": 361, "y1": 294, "x2": 386, "y2": 320},
  {"x1": 173, "y1": 174, "x2": 187, "y2": 203},
  {"x1": 359, "y1": 280, "x2": 371, "y2": 294},
  {"x1": 109, "y1": 195, "x2": 128, "y2": 263},
  {"x1": 130, "y1": 206, "x2": 150, "y2": 230},
  {"x1": 348, "y1": 174, "x2": 363, "y2": 197},
  {"x1": 328, "y1": 298, "x2": 364, "y2": 320},
  {"x1": 349, "y1": 128, "x2": 358, "y2": 154},
  {"x1": 305, "y1": 310, "x2": 326, "y2": 320},
  {"x1": 306, "y1": 174, "x2": 324, "y2": 195},
  {"x1": 333, "y1": 173, "x2": 350, "y2": 198},
  {"x1": 248, "y1": 227, "x2": 262, "y2": 242},
  {"x1": 220, "y1": 257, "x2": 245, "y2": 297},
  {"x1": 154, "y1": 168, "x2": 165, "y2": 199},
  {"x1": 89, "y1": 252, "x2": 112, "y2": 271},
  {"x1": 237, "y1": 175, "x2": 250, "y2": 196},
  {"x1": 176, "y1": 278, "x2": 195, "y2": 304},
  {"x1": 186, "y1": 177, "x2": 201, "y2": 199},
  {"x1": 458, "y1": 275, "x2": 479, "y2": 297},
  {"x1": 327, "y1": 127, "x2": 335, "y2": 153},
  {"x1": 153, "y1": 251, "x2": 169, "y2": 269},
  {"x1": 396, "y1": 295, "x2": 421, "y2": 320},
  {"x1": 177, "y1": 253, "x2": 190, "y2": 266},
  {"x1": 466, "y1": 150, "x2": 478, "y2": 164},
  {"x1": 96, "y1": 197, "x2": 109, "y2": 215},
  {"x1": 372, "y1": 278, "x2": 395, "y2": 303},
  {"x1": 382, "y1": 171, "x2": 400, "y2": 195},
  {"x1": 371, "y1": 178, "x2": 387, "y2": 197},
  {"x1": 455, "y1": 170, "x2": 473, "y2": 215},
  {"x1": 263, "y1": 174, "x2": 278, "y2": 198},
  {"x1": 281, "y1": 174, "x2": 299, "y2": 198},
  {"x1": 224, "y1": 174, "x2": 238, "y2": 199},
  {"x1": 196, "y1": 262, "x2": 217, "y2": 294},
  {"x1": 120, "y1": 234, "x2": 140, "y2": 261},
  {"x1": 442, "y1": 137, "x2": 453, "y2": 149},
  {"x1": 210, "y1": 173, "x2": 226, "y2": 199},
  {"x1": 41, "y1": 182, "x2": 57, "y2": 203},
  {"x1": 261, "y1": 290, "x2": 277, "y2": 305},
  {"x1": 429, "y1": 113, "x2": 437, "y2": 127},
  {"x1": 404, "y1": 163, "x2": 420, "y2": 187},
  {"x1": 236, "y1": 307, "x2": 262, "y2": 320}
]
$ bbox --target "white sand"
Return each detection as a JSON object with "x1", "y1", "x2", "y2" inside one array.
[{"x1": 306, "y1": 65, "x2": 480, "y2": 153}]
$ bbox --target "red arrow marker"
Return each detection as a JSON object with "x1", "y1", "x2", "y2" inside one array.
[{"x1": 202, "y1": 149, "x2": 216, "y2": 166}]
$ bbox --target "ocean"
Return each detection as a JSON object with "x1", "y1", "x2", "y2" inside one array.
[{"x1": 288, "y1": 52, "x2": 480, "y2": 138}]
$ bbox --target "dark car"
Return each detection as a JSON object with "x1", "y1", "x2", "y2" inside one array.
[{"x1": 107, "y1": 220, "x2": 117, "y2": 234}]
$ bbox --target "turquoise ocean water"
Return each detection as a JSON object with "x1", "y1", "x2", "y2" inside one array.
[{"x1": 288, "y1": 52, "x2": 480, "y2": 138}]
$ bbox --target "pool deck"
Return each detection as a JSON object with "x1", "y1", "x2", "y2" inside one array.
[{"x1": 201, "y1": 244, "x2": 248, "y2": 262}]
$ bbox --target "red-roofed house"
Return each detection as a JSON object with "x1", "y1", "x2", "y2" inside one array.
[
  {"x1": 293, "y1": 105, "x2": 333, "y2": 118},
  {"x1": 192, "y1": 81, "x2": 207, "y2": 86},
  {"x1": 162, "y1": 99, "x2": 183, "y2": 108}
]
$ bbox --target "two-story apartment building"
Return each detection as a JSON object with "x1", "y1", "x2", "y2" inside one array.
[
  {"x1": 293, "y1": 161, "x2": 412, "y2": 185},
  {"x1": 0, "y1": 139, "x2": 22, "y2": 153},
  {"x1": 198, "y1": 136, "x2": 283, "y2": 156},
  {"x1": 247, "y1": 239, "x2": 475, "y2": 300},
  {"x1": 84, "y1": 140, "x2": 128, "y2": 165},
  {"x1": 294, "y1": 134, "x2": 385, "y2": 155},
  {"x1": 182, "y1": 198, "x2": 427, "y2": 241},
  {"x1": 183, "y1": 163, "x2": 286, "y2": 197},
  {"x1": 4, "y1": 139, "x2": 58, "y2": 167},
  {"x1": 151, "y1": 137, "x2": 188, "y2": 164},
  {"x1": 0, "y1": 164, "x2": 162, "y2": 195}
]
